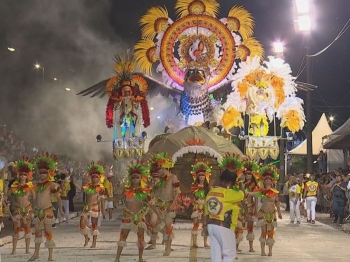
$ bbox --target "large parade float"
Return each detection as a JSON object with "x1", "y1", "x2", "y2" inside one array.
[{"x1": 78, "y1": 0, "x2": 306, "y2": 214}]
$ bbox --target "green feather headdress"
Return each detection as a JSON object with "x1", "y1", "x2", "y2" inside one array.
[
  {"x1": 14, "y1": 156, "x2": 34, "y2": 180},
  {"x1": 191, "y1": 160, "x2": 212, "y2": 182},
  {"x1": 259, "y1": 164, "x2": 279, "y2": 182},
  {"x1": 150, "y1": 152, "x2": 174, "y2": 169},
  {"x1": 219, "y1": 153, "x2": 243, "y2": 172},
  {"x1": 126, "y1": 162, "x2": 150, "y2": 188}
]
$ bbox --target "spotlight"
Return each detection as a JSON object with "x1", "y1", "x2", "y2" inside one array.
[
  {"x1": 96, "y1": 134, "x2": 102, "y2": 142},
  {"x1": 157, "y1": 116, "x2": 161, "y2": 119},
  {"x1": 141, "y1": 131, "x2": 147, "y2": 138}
]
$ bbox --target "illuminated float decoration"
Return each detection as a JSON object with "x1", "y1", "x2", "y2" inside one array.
[
  {"x1": 215, "y1": 56, "x2": 306, "y2": 160},
  {"x1": 134, "y1": 0, "x2": 264, "y2": 125}
]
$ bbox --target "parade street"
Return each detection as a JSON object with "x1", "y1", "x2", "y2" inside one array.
[{"x1": 1, "y1": 209, "x2": 349, "y2": 262}]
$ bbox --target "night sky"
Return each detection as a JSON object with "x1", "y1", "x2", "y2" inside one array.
[{"x1": 0, "y1": 0, "x2": 349, "y2": 157}]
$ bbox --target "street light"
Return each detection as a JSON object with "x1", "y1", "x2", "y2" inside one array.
[
  {"x1": 273, "y1": 42, "x2": 284, "y2": 54},
  {"x1": 329, "y1": 116, "x2": 334, "y2": 128},
  {"x1": 7, "y1": 47, "x2": 16, "y2": 52},
  {"x1": 294, "y1": 0, "x2": 314, "y2": 173}
]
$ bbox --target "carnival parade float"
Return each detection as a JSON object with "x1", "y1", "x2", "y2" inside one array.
[{"x1": 78, "y1": 0, "x2": 306, "y2": 213}]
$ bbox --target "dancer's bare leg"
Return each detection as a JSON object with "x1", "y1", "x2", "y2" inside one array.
[
  {"x1": 28, "y1": 224, "x2": 41, "y2": 261},
  {"x1": 90, "y1": 217, "x2": 99, "y2": 248},
  {"x1": 80, "y1": 216, "x2": 90, "y2": 246},
  {"x1": 115, "y1": 229, "x2": 130, "y2": 262}
]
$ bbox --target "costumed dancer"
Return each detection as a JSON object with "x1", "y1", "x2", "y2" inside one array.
[
  {"x1": 114, "y1": 162, "x2": 159, "y2": 262},
  {"x1": 255, "y1": 164, "x2": 282, "y2": 257},
  {"x1": 241, "y1": 159, "x2": 260, "y2": 252},
  {"x1": 146, "y1": 153, "x2": 180, "y2": 256},
  {"x1": 288, "y1": 176, "x2": 301, "y2": 224},
  {"x1": 218, "y1": 153, "x2": 245, "y2": 253},
  {"x1": 30, "y1": 152, "x2": 64, "y2": 261},
  {"x1": 72, "y1": 162, "x2": 106, "y2": 248},
  {"x1": 189, "y1": 160, "x2": 211, "y2": 248},
  {"x1": 8, "y1": 157, "x2": 34, "y2": 255}
]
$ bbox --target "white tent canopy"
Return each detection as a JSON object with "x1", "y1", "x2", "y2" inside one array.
[
  {"x1": 288, "y1": 113, "x2": 344, "y2": 170},
  {"x1": 331, "y1": 117, "x2": 350, "y2": 135},
  {"x1": 288, "y1": 113, "x2": 331, "y2": 155}
]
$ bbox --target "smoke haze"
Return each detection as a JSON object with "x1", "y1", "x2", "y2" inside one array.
[{"x1": 0, "y1": 0, "x2": 177, "y2": 163}]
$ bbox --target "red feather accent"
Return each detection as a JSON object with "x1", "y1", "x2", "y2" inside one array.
[
  {"x1": 106, "y1": 99, "x2": 115, "y2": 128},
  {"x1": 140, "y1": 99, "x2": 150, "y2": 128}
]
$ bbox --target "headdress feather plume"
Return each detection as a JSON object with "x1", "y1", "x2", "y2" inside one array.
[{"x1": 175, "y1": 0, "x2": 220, "y2": 18}]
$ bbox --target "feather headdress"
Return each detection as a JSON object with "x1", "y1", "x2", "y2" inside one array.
[
  {"x1": 34, "y1": 152, "x2": 58, "y2": 181},
  {"x1": 190, "y1": 160, "x2": 211, "y2": 182},
  {"x1": 14, "y1": 156, "x2": 34, "y2": 180}
]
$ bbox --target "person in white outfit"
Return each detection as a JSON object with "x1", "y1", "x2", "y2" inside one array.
[
  {"x1": 302, "y1": 174, "x2": 319, "y2": 224},
  {"x1": 288, "y1": 176, "x2": 301, "y2": 224}
]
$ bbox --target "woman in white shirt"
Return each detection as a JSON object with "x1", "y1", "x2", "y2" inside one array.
[{"x1": 289, "y1": 176, "x2": 301, "y2": 224}]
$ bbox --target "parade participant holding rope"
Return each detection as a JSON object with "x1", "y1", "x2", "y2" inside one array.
[
  {"x1": 189, "y1": 160, "x2": 211, "y2": 248},
  {"x1": 30, "y1": 152, "x2": 64, "y2": 261},
  {"x1": 8, "y1": 157, "x2": 34, "y2": 255},
  {"x1": 114, "y1": 161, "x2": 159, "y2": 262},
  {"x1": 72, "y1": 162, "x2": 106, "y2": 248},
  {"x1": 255, "y1": 164, "x2": 282, "y2": 257}
]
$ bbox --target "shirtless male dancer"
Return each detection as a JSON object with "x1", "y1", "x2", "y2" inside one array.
[
  {"x1": 146, "y1": 153, "x2": 181, "y2": 256},
  {"x1": 30, "y1": 152, "x2": 64, "y2": 261},
  {"x1": 72, "y1": 161, "x2": 106, "y2": 248},
  {"x1": 114, "y1": 162, "x2": 159, "y2": 262},
  {"x1": 8, "y1": 157, "x2": 35, "y2": 255}
]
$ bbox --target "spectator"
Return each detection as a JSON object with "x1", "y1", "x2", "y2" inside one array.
[
  {"x1": 331, "y1": 173, "x2": 347, "y2": 225},
  {"x1": 103, "y1": 171, "x2": 115, "y2": 221},
  {"x1": 58, "y1": 173, "x2": 70, "y2": 223},
  {"x1": 68, "y1": 173, "x2": 76, "y2": 212}
]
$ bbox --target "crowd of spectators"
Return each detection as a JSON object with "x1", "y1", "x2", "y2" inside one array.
[{"x1": 283, "y1": 168, "x2": 350, "y2": 224}]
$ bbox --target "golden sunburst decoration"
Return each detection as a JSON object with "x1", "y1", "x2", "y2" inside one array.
[
  {"x1": 139, "y1": 6, "x2": 169, "y2": 40},
  {"x1": 135, "y1": 1, "x2": 264, "y2": 92},
  {"x1": 175, "y1": 0, "x2": 220, "y2": 18},
  {"x1": 237, "y1": 37, "x2": 264, "y2": 61},
  {"x1": 134, "y1": 39, "x2": 158, "y2": 75},
  {"x1": 227, "y1": 6, "x2": 254, "y2": 39}
]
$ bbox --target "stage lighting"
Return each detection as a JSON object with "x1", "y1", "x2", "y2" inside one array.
[
  {"x1": 96, "y1": 135, "x2": 102, "y2": 142},
  {"x1": 142, "y1": 131, "x2": 147, "y2": 138}
]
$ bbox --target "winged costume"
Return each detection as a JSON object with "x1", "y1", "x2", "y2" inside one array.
[
  {"x1": 134, "y1": 0, "x2": 264, "y2": 125},
  {"x1": 77, "y1": 52, "x2": 153, "y2": 137}
]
